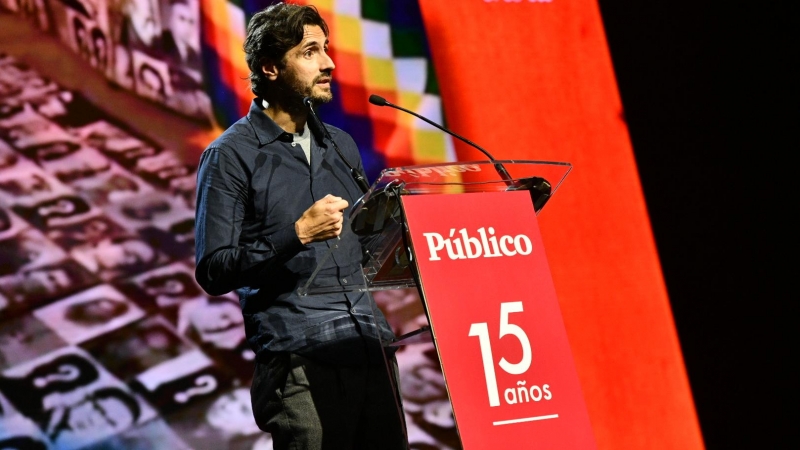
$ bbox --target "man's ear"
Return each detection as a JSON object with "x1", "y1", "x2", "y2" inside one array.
[{"x1": 261, "y1": 59, "x2": 279, "y2": 81}]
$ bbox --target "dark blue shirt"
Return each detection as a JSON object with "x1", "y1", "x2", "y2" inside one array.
[{"x1": 194, "y1": 99, "x2": 393, "y2": 365}]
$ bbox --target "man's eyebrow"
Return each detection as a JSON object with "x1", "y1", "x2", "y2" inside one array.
[{"x1": 302, "y1": 38, "x2": 330, "y2": 48}]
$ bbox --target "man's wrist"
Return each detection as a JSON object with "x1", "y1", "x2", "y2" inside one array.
[
  {"x1": 270, "y1": 222, "x2": 308, "y2": 253},
  {"x1": 295, "y1": 219, "x2": 310, "y2": 245}
]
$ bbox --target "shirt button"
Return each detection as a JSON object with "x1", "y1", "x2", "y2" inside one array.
[
  {"x1": 291, "y1": 142, "x2": 296, "y2": 147},
  {"x1": 350, "y1": 307, "x2": 356, "y2": 314},
  {"x1": 341, "y1": 278, "x2": 348, "y2": 284}
]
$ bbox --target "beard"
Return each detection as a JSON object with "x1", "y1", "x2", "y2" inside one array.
[{"x1": 274, "y1": 68, "x2": 333, "y2": 109}]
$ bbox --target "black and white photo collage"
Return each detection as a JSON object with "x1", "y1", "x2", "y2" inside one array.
[
  {"x1": 0, "y1": 52, "x2": 462, "y2": 449},
  {"x1": 0, "y1": 53, "x2": 274, "y2": 449},
  {"x1": 0, "y1": 0, "x2": 212, "y2": 123}
]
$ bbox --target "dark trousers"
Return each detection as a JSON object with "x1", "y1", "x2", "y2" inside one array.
[{"x1": 250, "y1": 352, "x2": 408, "y2": 450}]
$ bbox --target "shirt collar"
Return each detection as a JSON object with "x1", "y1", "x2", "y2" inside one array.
[{"x1": 246, "y1": 98, "x2": 329, "y2": 148}]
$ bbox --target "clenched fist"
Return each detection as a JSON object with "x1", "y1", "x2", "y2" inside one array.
[{"x1": 295, "y1": 194, "x2": 350, "y2": 244}]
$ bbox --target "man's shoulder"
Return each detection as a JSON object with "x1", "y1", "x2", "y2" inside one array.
[
  {"x1": 324, "y1": 123, "x2": 357, "y2": 150},
  {"x1": 204, "y1": 117, "x2": 258, "y2": 154},
  {"x1": 324, "y1": 123, "x2": 351, "y2": 139}
]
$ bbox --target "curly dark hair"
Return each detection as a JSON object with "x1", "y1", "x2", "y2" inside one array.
[{"x1": 244, "y1": 2, "x2": 329, "y2": 98}]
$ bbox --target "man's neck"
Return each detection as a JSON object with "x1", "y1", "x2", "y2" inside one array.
[{"x1": 263, "y1": 99, "x2": 307, "y2": 134}]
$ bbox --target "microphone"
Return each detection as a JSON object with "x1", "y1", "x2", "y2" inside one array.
[
  {"x1": 303, "y1": 97, "x2": 370, "y2": 194},
  {"x1": 368, "y1": 94, "x2": 552, "y2": 210},
  {"x1": 368, "y1": 94, "x2": 514, "y2": 185}
]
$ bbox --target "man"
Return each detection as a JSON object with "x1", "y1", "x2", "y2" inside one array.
[
  {"x1": 69, "y1": 234, "x2": 158, "y2": 281},
  {"x1": 44, "y1": 386, "x2": 142, "y2": 448},
  {"x1": 161, "y1": 0, "x2": 202, "y2": 74},
  {"x1": 63, "y1": 297, "x2": 131, "y2": 326},
  {"x1": 178, "y1": 296, "x2": 244, "y2": 350},
  {"x1": 194, "y1": 3, "x2": 406, "y2": 449}
]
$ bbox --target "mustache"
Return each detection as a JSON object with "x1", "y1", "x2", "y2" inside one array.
[{"x1": 313, "y1": 71, "x2": 333, "y2": 83}]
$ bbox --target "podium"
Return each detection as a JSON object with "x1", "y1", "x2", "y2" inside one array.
[{"x1": 301, "y1": 161, "x2": 596, "y2": 449}]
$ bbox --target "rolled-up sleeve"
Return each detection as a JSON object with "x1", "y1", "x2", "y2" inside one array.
[{"x1": 194, "y1": 146, "x2": 305, "y2": 296}]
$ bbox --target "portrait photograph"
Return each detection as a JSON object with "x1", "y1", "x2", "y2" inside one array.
[
  {"x1": 0, "y1": 104, "x2": 75, "y2": 153},
  {"x1": 0, "y1": 70, "x2": 70, "y2": 120},
  {"x1": 33, "y1": 284, "x2": 145, "y2": 345},
  {"x1": 115, "y1": 261, "x2": 204, "y2": 312},
  {"x1": 176, "y1": 295, "x2": 254, "y2": 379},
  {"x1": 0, "y1": 346, "x2": 156, "y2": 450},
  {"x1": 133, "y1": 149, "x2": 195, "y2": 190},
  {"x1": 39, "y1": 146, "x2": 112, "y2": 184},
  {"x1": 176, "y1": 296, "x2": 246, "y2": 353},
  {"x1": 0, "y1": 259, "x2": 99, "y2": 318},
  {"x1": 70, "y1": 120, "x2": 141, "y2": 152},
  {"x1": 73, "y1": 119, "x2": 162, "y2": 170},
  {"x1": 0, "y1": 397, "x2": 51, "y2": 450},
  {"x1": 68, "y1": 162, "x2": 153, "y2": 206},
  {"x1": 69, "y1": 231, "x2": 164, "y2": 281},
  {"x1": 0, "y1": 227, "x2": 67, "y2": 277},
  {"x1": 165, "y1": 386, "x2": 268, "y2": 450},
  {"x1": 0, "y1": 163, "x2": 74, "y2": 208},
  {"x1": 104, "y1": 190, "x2": 193, "y2": 231},
  {"x1": 132, "y1": 50, "x2": 172, "y2": 103},
  {"x1": 66, "y1": 7, "x2": 111, "y2": 74},
  {"x1": 81, "y1": 418, "x2": 192, "y2": 450},
  {"x1": 0, "y1": 313, "x2": 67, "y2": 372},
  {"x1": 46, "y1": 215, "x2": 129, "y2": 251},
  {"x1": 80, "y1": 314, "x2": 194, "y2": 384},
  {"x1": 138, "y1": 222, "x2": 194, "y2": 261}
]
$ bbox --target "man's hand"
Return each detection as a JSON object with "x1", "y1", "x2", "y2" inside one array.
[{"x1": 295, "y1": 194, "x2": 349, "y2": 244}]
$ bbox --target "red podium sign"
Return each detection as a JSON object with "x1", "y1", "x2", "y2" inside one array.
[{"x1": 402, "y1": 191, "x2": 596, "y2": 449}]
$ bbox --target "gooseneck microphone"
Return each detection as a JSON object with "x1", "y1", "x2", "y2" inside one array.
[
  {"x1": 368, "y1": 94, "x2": 514, "y2": 185},
  {"x1": 303, "y1": 97, "x2": 370, "y2": 194}
]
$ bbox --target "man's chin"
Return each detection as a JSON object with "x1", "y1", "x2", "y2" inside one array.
[{"x1": 309, "y1": 88, "x2": 333, "y2": 104}]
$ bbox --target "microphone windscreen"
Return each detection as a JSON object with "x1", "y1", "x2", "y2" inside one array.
[{"x1": 368, "y1": 94, "x2": 387, "y2": 106}]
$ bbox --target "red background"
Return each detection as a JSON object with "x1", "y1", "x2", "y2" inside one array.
[{"x1": 418, "y1": 1, "x2": 704, "y2": 448}]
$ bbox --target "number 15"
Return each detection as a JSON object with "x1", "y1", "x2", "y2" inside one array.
[{"x1": 468, "y1": 301, "x2": 532, "y2": 407}]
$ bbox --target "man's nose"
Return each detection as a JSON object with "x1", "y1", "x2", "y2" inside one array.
[{"x1": 321, "y1": 52, "x2": 335, "y2": 72}]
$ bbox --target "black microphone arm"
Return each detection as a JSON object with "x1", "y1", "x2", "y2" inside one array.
[
  {"x1": 368, "y1": 94, "x2": 514, "y2": 185},
  {"x1": 303, "y1": 97, "x2": 370, "y2": 194}
]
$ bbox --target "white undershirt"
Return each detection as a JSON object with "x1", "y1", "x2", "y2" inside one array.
[
  {"x1": 292, "y1": 126, "x2": 311, "y2": 164},
  {"x1": 261, "y1": 99, "x2": 312, "y2": 164}
]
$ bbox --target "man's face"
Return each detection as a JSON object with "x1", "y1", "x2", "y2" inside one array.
[
  {"x1": 169, "y1": 2, "x2": 196, "y2": 44},
  {"x1": 145, "y1": 278, "x2": 186, "y2": 296},
  {"x1": 0, "y1": 174, "x2": 52, "y2": 195},
  {"x1": 274, "y1": 25, "x2": 335, "y2": 103},
  {"x1": 71, "y1": 298, "x2": 127, "y2": 323},
  {"x1": 126, "y1": 0, "x2": 159, "y2": 45},
  {"x1": 2, "y1": 268, "x2": 71, "y2": 301},
  {"x1": 189, "y1": 300, "x2": 244, "y2": 349},
  {"x1": 205, "y1": 388, "x2": 259, "y2": 435},
  {"x1": 95, "y1": 238, "x2": 154, "y2": 270},
  {"x1": 44, "y1": 148, "x2": 111, "y2": 182}
]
